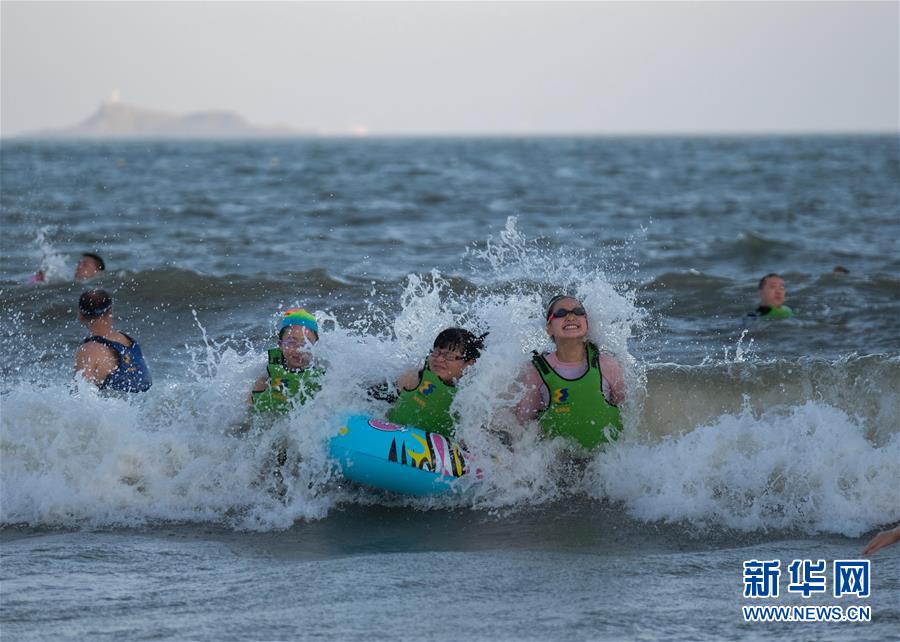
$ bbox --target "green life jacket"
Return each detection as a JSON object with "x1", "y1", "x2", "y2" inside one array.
[
  {"x1": 533, "y1": 342, "x2": 623, "y2": 450},
  {"x1": 251, "y1": 348, "x2": 323, "y2": 414},
  {"x1": 386, "y1": 363, "x2": 457, "y2": 438},
  {"x1": 761, "y1": 305, "x2": 794, "y2": 319}
]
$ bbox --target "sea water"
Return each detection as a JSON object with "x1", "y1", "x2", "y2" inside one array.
[{"x1": 1, "y1": 137, "x2": 898, "y2": 640}]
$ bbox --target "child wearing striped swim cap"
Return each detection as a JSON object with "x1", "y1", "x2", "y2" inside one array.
[
  {"x1": 249, "y1": 307, "x2": 323, "y2": 413},
  {"x1": 275, "y1": 308, "x2": 319, "y2": 369}
]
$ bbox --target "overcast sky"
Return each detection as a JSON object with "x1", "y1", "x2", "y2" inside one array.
[{"x1": 2, "y1": 1, "x2": 897, "y2": 136}]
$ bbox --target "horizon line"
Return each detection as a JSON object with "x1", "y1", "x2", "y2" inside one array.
[{"x1": 3, "y1": 129, "x2": 899, "y2": 142}]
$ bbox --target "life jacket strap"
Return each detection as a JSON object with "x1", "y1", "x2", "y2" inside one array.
[{"x1": 531, "y1": 350, "x2": 551, "y2": 376}]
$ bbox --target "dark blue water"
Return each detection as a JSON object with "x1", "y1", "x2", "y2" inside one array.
[{"x1": 2, "y1": 137, "x2": 897, "y2": 366}]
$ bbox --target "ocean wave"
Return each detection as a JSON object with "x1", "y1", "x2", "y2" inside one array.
[
  {"x1": 638, "y1": 355, "x2": 899, "y2": 443},
  {"x1": 1, "y1": 211, "x2": 897, "y2": 533},
  {"x1": 588, "y1": 400, "x2": 899, "y2": 536},
  {"x1": 639, "y1": 271, "x2": 733, "y2": 292},
  {"x1": 2, "y1": 352, "x2": 896, "y2": 533}
]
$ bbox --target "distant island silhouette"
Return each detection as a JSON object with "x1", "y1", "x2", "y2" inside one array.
[{"x1": 24, "y1": 98, "x2": 312, "y2": 139}]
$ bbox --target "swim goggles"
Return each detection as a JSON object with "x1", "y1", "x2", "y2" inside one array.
[{"x1": 548, "y1": 306, "x2": 587, "y2": 320}]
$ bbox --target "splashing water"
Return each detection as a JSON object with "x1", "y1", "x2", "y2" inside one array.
[
  {"x1": 30, "y1": 225, "x2": 69, "y2": 283},
  {"x1": 2, "y1": 218, "x2": 895, "y2": 534}
]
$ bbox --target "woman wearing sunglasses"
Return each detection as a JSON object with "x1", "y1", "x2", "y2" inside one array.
[
  {"x1": 386, "y1": 327, "x2": 487, "y2": 437},
  {"x1": 515, "y1": 295, "x2": 625, "y2": 450},
  {"x1": 250, "y1": 308, "x2": 324, "y2": 413}
]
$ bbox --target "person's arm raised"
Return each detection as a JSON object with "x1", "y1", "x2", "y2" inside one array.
[{"x1": 395, "y1": 368, "x2": 421, "y2": 392}]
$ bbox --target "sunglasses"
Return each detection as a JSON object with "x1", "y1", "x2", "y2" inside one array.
[{"x1": 548, "y1": 306, "x2": 587, "y2": 320}]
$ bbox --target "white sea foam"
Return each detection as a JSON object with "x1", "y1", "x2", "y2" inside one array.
[
  {"x1": 585, "y1": 399, "x2": 900, "y2": 536},
  {"x1": 29, "y1": 225, "x2": 70, "y2": 283},
  {"x1": 0, "y1": 342, "x2": 339, "y2": 530}
]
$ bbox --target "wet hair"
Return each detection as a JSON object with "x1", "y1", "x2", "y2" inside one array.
[
  {"x1": 433, "y1": 328, "x2": 488, "y2": 362},
  {"x1": 79, "y1": 288, "x2": 112, "y2": 318},
  {"x1": 82, "y1": 253, "x2": 105, "y2": 271},
  {"x1": 758, "y1": 273, "x2": 781, "y2": 290},
  {"x1": 833, "y1": 265, "x2": 850, "y2": 274},
  {"x1": 545, "y1": 294, "x2": 581, "y2": 319}
]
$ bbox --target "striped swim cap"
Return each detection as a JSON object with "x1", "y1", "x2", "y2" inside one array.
[{"x1": 279, "y1": 308, "x2": 318, "y2": 336}]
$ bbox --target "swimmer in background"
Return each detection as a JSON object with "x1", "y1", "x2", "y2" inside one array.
[
  {"x1": 749, "y1": 273, "x2": 794, "y2": 319},
  {"x1": 31, "y1": 252, "x2": 105, "y2": 283},
  {"x1": 515, "y1": 295, "x2": 625, "y2": 450},
  {"x1": 385, "y1": 328, "x2": 487, "y2": 438},
  {"x1": 250, "y1": 308, "x2": 323, "y2": 413},
  {"x1": 74, "y1": 288, "x2": 152, "y2": 392},
  {"x1": 74, "y1": 253, "x2": 105, "y2": 281}
]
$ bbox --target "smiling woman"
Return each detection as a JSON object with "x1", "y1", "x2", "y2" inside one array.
[{"x1": 515, "y1": 294, "x2": 625, "y2": 450}]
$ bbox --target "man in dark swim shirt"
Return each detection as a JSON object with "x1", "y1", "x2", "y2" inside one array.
[{"x1": 74, "y1": 289, "x2": 152, "y2": 392}]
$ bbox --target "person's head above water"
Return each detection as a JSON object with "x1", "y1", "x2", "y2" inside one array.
[
  {"x1": 757, "y1": 273, "x2": 786, "y2": 308},
  {"x1": 75, "y1": 253, "x2": 105, "y2": 281},
  {"x1": 545, "y1": 294, "x2": 589, "y2": 344},
  {"x1": 428, "y1": 327, "x2": 487, "y2": 385},
  {"x1": 78, "y1": 288, "x2": 113, "y2": 322},
  {"x1": 278, "y1": 307, "x2": 318, "y2": 340},
  {"x1": 277, "y1": 308, "x2": 318, "y2": 370}
]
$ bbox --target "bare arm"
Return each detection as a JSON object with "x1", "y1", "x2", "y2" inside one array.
[
  {"x1": 74, "y1": 342, "x2": 118, "y2": 387},
  {"x1": 599, "y1": 354, "x2": 626, "y2": 406},
  {"x1": 248, "y1": 372, "x2": 269, "y2": 404},
  {"x1": 396, "y1": 368, "x2": 421, "y2": 392},
  {"x1": 863, "y1": 524, "x2": 900, "y2": 556},
  {"x1": 514, "y1": 363, "x2": 545, "y2": 424}
]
